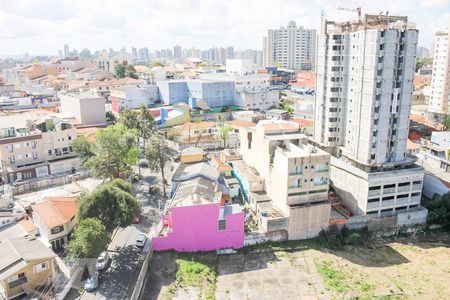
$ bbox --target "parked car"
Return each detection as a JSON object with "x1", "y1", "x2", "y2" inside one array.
[
  {"x1": 84, "y1": 271, "x2": 99, "y2": 292},
  {"x1": 135, "y1": 233, "x2": 147, "y2": 247},
  {"x1": 133, "y1": 214, "x2": 141, "y2": 224},
  {"x1": 96, "y1": 252, "x2": 110, "y2": 271}
]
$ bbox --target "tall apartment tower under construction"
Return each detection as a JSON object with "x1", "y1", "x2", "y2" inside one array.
[{"x1": 313, "y1": 13, "x2": 427, "y2": 224}]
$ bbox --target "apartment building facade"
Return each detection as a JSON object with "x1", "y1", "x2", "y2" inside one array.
[
  {"x1": 428, "y1": 30, "x2": 450, "y2": 113},
  {"x1": 313, "y1": 14, "x2": 427, "y2": 221},
  {"x1": 263, "y1": 21, "x2": 316, "y2": 70},
  {"x1": 238, "y1": 120, "x2": 331, "y2": 239},
  {"x1": 0, "y1": 115, "x2": 79, "y2": 184}
]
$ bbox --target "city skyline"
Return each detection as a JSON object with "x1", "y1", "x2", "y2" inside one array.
[{"x1": 0, "y1": 0, "x2": 449, "y2": 56}]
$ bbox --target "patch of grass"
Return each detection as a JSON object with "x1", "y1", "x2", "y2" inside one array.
[
  {"x1": 314, "y1": 260, "x2": 348, "y2": 293},
  {"x1": 174, "y1": 253, "x2": 217, "y2": 300},
  {"x1": 377, "y1": 296, "x2": 402, "y2": 300},
  {"x1": 358, "y1": 281, "x2": 374, "y2": 293}
]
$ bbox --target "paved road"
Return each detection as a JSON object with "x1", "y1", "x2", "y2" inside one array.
[{"x1": 79, "y1": 159, "x2": 177, "y2": 300}]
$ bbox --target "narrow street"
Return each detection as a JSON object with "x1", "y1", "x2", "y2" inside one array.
[{"x1": 79, "y1": 158, "x2": 177, "y2": 300}]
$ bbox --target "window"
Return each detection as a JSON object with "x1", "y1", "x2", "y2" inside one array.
[
  {"x1": 218, "y1": 219, "x2": 226, "y2": 231},
  {"x1": 51, "y1": 225, "x2": 64, "y2": 235},
  {"x1": 398, "y1": 182, "x2": 410, "y2": 187},
  {"x1": 413, "y1": 180, "x2": 422, "y2": 185},
  {"x1": 368, "y1": 198, "x2": 379, "y2": 203},
  {"x1": 8, "y1": 273, "x2": 27, "y2": 289},
  {"x1": 382, "y1": 196, "x2": 395, "y2": 201},
  {"x1": 384, "y1": 184, "x2": 395, "y2": 189},
  {"x1": 369, "y1": 186, "x2": 381, "y2": 191},
  {"x1": 34, "y1": 262, "x2": 48, "y2": 273}
]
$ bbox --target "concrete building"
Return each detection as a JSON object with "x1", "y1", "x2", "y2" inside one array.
[
  {"x1": 314, "y1": 14, "x2": 427, "y2": 221},
  {"x1": 428, "y1": 30, "x2": 450, "y2": 113},
  {"x1": 263, "y1": 21, "x2": 316, "y2": 70},
  {"x1": 236, "y1": 120, "x2": 331, "y2": 240},
  {"x1": 110, "y1": 85, "x2": 159, "y2": 113},
  {"x1": 200, "y1": 73, "x2": 279, "y2": 111},
  {"x1": 0, "y1": 114, "x2": 79, "y2": 184},
  {"x1": 60, "y1": 92, "x2": 106, "y2": 125},
  {"x1": 226, "y1": 59, "x2": 255, "y2": 75}
]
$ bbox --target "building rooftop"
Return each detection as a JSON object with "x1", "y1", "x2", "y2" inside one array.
[
  {"x1": 258, "y1": 120, "x2": 299, "y2": 132},
  {"x1": 171, "y1": 177, "x2": 219, "y2": 207},
  {"x1": 0, "y1": 237, "x2": 56, "y2": 280},
  {"x1": 180, "y1": 121, "x2": 215, "y2": 131},
  {"x1": 31, "y1": 197, "x2": 77, "y2": 228},
  {"x1": 181, "y1": 147, "x2": 206, "y2": 156},
  {"x1": 231, "y1": 160, "x2": 263, "y2": 182},
  {"x1": 172, "y1": 162, "x2": 219, "y2": 183}
]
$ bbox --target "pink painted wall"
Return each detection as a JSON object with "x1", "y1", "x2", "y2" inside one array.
[{"x1": 152, "y1": 203, "x2": 244, "y2": 252}]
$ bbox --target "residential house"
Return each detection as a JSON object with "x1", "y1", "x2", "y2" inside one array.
[
  {"x1": 59, "y1": 92, "x2": 106, "y2": 126},
  {"x1": 152, "y1": 177, "x2": 245, "y2": 252},
  {"x1": 179, "y1": 147, "x2": 207, "y2": 164},
  {"x1": 0, "y1": 238, "x2": 56, "y2": 299},
  {"x1": 31, "y1": 197, "x2": 77, "y2": 251}
]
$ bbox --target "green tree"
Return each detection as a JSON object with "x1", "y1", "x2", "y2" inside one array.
[
  {"x1": 415, "y1": 58, "x2": 425, "y2": 73},
  {"x1": 106, "y1": 111, "x2": 117, "y2": 124},
  {"x1": 85, "y1": 124, "x2": 138, "y2": 180},
  {"x1": 144, "y1": 134, "x2": 171, "y2": 198},
  {"x1": 283, "y1": 103, "x2": 294, "y2": 115},
  {"x1": 139, "y1": 104, "x2": 155, "y2": 143},
  {"x1": 443, "y1": 115, "x2": 450, "y2": 131},
  {"x1": 125, "y1": 65, "x2": 138, "y2": 79},
  {"x1": 120, "y1": 109, "x2": 140, "y2": 129},
  {"x1": 68, "y1": 218, "x2": 109, "y2": 258},
  {"x1": 115, "y1": 64, "x2": 126, "y2": 78},
  {"x1": 216, "y1": 116, "x2": 233, "y2": 148},
  {"x1": 76, "y1": 179, "x2": 140, "y2": 231},
  {"x1": 71, "y1": 135, "x2": 94, "y2": 164}
]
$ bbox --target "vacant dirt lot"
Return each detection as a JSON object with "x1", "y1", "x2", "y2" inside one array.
[{"x1": 144, "y1": 232, "x2": 450, "y2": 300}]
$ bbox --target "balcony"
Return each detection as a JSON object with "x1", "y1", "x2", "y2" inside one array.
[
  {"x1": 395, "y1": 198, "x2": 409, "y2": 206},
  {"x1": 367, "y1": 202, "x2": 380, "y2": 211},
  {"x1": 383, "y1": 187, "x2": 396, "y2": 194},
  {"x1": 316, "y1": 168, "x2": 329, "y2": 173},
  {"x1": 397, "y1": 185, "x2": 410, "y2": 193},
  {"x1": 288, "y1": 185, "x2": 302, "y2": 190},
  {"x1": 368, "y1": 189, "x2": 381, "y2": 197},
  {"x1": 411, "y1": 184, "x2": 422, "y2": 191},
  {"x1": 381, "y1": 200, "x2": 395, "y2": 207}
]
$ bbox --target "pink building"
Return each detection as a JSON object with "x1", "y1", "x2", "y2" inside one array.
[{"x1": 152, "y1": 177, "x2": 245, "y2": 252}]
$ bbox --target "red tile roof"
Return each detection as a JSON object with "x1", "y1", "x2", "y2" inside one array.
[
  {"x1": 181, "y1": 121, "x2": 215, "y2": 131},
  {"x1": 291, "y1": 118, "x2": 313, "y2": 127},
  {"x1": 31, "y1": 197, "x2": 77, "y2": 228},
  {"x1": 227, "y1": 120, "x2": 256, "y2": 128}
]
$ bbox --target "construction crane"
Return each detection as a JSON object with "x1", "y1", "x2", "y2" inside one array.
[{"x1": 337, "y1": 6, "x2": 362, "y2": 23}]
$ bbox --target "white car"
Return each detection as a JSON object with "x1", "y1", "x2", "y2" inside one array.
[
  {"x1": 84, "y1": 271, "x2": 99, "y2": 292},
  {"x1": 96, "y1": 252, "x2": 110, "y2": 271},
  {"x1": 135, "y1": 233, "x2": 147, "y2": 248}
]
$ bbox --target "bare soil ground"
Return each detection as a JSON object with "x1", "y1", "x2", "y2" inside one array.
[{"x1": 144, "y1": 231, "x2": 450, "y2": 300}]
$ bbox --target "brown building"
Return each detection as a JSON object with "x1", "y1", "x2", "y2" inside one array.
[{"x1": 0, "y1": 237, "x2": 56, "y2": 299}]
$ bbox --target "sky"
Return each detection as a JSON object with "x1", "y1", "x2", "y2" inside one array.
[{"x1": 0, "y1": 0, "x2": 449, "y2": 56}]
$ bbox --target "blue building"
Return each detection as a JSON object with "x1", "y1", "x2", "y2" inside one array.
[
  {"x1": 157, "y1": 79, "x2": 235, "y2": 108},
  {"x1": 157, "y1": 80, "x2": 188, "y2": 105},
  {"x1": 187, "y1": 80, "x2": 235, "y2": 108}
]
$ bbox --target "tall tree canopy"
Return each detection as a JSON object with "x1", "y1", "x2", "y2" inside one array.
[
  {"x1": 144, "y1": 134, "x2": 171, "y2": 198},
  {"x1": 71, "y1": 135, "x2": 94, "y2": 164},
  {"x1": 84, "y1": 124, "x2": 138, "y2": 180},
  {"x1": 77, "y1": 179, "x2": 140, "y2": 231},
  {"x1": 68, "y1": 218, "x2": 109, "y2": 258}
]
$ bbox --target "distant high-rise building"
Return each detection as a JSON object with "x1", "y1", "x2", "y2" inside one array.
[
  {"x1": 428, "y1": 30, "x2": 450, "y2": 113},
  {"x1": 173, "y1": 45, "x2": 182, "y2": 60},
  {"x1": 314, "y1": 13, "x2": 426, "y2": 221},
  {"x1": 263, "y1": 21, "x2": 316, "y2": 70},
  {"x1": 132, "y1": 47, "x2": 138, "y2": 60},
  {"x1": 138, "y1": 48, "x2": 149, "y2": 61},
  {"x1": 416, "y1": 46, "x2": 430, "y2": 59},
  {"x1": 64, "y1": 44, "x2": 69, "y2": 57},
  {"x1": 226, "y1": 46, "x2": 234, "y2": 59}
]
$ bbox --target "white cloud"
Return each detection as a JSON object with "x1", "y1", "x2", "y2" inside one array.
[{"x1": 0, "y1": 0, "x2": 448, "y2": 55}]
